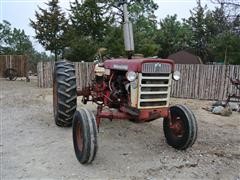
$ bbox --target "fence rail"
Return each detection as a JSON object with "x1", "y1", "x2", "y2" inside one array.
[
  {"x1": 37, "y1": 61, "x2": 240, "y2": 100},
  {"x1": 0, "y1": 55, "x2": 28, "y2": 77}
]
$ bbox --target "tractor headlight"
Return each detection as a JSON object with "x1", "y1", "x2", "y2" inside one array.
[
  {"x1": 173, "y1": 71, "x2": 181, "y2": 81},
  {"x1": 126, "y1": 71, "x2": 137, "y2": 82}
]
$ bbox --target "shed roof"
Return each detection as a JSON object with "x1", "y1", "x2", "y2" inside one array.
[{"x1": 168, "y1": 50, "x2": 202, "y2": 64}]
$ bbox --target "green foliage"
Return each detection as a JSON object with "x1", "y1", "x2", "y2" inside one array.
[
  {"x1": 70, "y1": 0, "x2": 113, "y2": 41},
  {"x1": 156, "y1": 15, "x2": 192, "y2": 58},
  {"x1": 30, "y1": 0, "x2": 68, "y2": 61},
  {"x1": 0, "y1": 20, "x2": 11, "y2": 51},
  {"x1": 203, "y1": 5, "x2": 240, "y2": 64},
  {"x1": 106, "y1": 0, "x2": 159, "y2": 57},
  {"x1": 205, "y1": 7, "x2": 229, "y2": 35},
  {"x1": 185, "y1": 0, "x2": 240, "y2": 64},
  {"x1": 104, "y1": 0, "x2": 158, "y2": 24},
  {"x1": 103, "y1": 26, "x2": 125, "y2": 58},
  {"x1": 28, "y1": 0, "x2": 240, "y2": 64},
  {"x1": 0, "y1": 20, "x2": 33, "y2": 55},
  {"x1": 29, "y1": 51, "x2": 54, "y2": 72},
  {"x1": 128, "y1": 0, "x2": 159, "y2": 23},
  {"x1": 210, "y1": 32, "x2": 240, "y2": 64},
  {"x1": 64, "y1": 0, "x2": 114, "y2": 62},
  {"x1": 0, "y1": 20, "x2": 53, "y2": 72},
  {"x1": 64, "y1": 0, "x2": 160, "y2": 61},
  {"x1": 64, "y1": 36, "x2": 98, "y2": 62},
  {"x1": 133, "y1": 14, "x2": 158, "y2": 57},
  {"x1": 211, "y1": 0, "x2": 240, "y2": 19},
  {"x1": 186, "y1": 0, "x2": 211, "y2": 63}
]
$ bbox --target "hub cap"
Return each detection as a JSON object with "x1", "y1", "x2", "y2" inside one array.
[{"x1": 169, "y1": 115, "x2": 185, "y2": 137}]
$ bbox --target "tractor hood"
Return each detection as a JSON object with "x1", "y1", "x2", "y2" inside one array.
[{"x1": 104, "y1": 58, "x2": 175, "y2": 72}]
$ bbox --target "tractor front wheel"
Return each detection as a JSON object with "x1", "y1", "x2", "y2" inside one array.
[
  {"x1": 73, "y1": 109, "x2": 98, "y2": 164},
  {"x1": 163, "y1": 105, "x2": 197, "y2": 150}
]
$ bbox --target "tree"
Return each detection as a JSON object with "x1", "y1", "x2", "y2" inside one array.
[
  {"x1": 131, "y1": 11, "x2": 158, "y2": 57},
  {"x1": 107, "y1": 0, "x2": 158, "y2": 23},
  {"x1": 11, "y1": 28, "x2": 33, "y2": 55},
  {"x1": 29, "y1": 51, "x2": 54, "y2": 72},
  {"x1": 205, "y1": 7, "x2": 229, "y2": 35},
  {"x1": 211, "y1": 0, "x2": 240, "y2": 6},
  {"x1": 0, "y1": 20, "x2": 54, "y2": 71},
  {"x1": 103, "y1": 26, "x2": 125, "y2": 58},
  {"x1": 0, "y1": 20, "x2": 33, "y2": 55},
  {"x1": 109, "y1": 0, "x2": 159, "y2": 57},
  {"x1": 156, "y1": 15, "x2": 193, "y2": 58},
  {"x1": 128, "y1": 0, "x2": 159, "y2": 23},
  {"x1": 211, "y1": 0, "x2": 240, "y2": 18},
  {"x1": 64, "y1": 35, "x2": 98, "y2": 62},
  {"x1": 65, "y1": 0, "x2": 161, "y2": 60},
  {"x1": 70, "y1": 0, "x2": 113, "y2": 42},
  {"x1": 211, "y1": 32, "x2": 240, "y2": 64},
  {"x1": 205, "y1": 6, "x2": 240, "y2": 64},
  {"x1": 64, "y1": 0, "x2": 114, "y2": 61},
  {"x1": 0, "y1": 20, "x2": 11, "y2": 53},
  {"x1": 210, "y1": 0, "x2": 240, "y2": 36},
  {"x1": 186, "y1": 0, "x2": 211, "y2": 63},
  {"x1": 30, "y1": 0, "x2": 68, "y2": 61}
]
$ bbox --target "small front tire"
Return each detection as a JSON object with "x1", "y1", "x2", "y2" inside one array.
[
  {"x1": 163, "y1": 105, "x2": 198, "y2": 150},
  {"x1": 73, "y1": 109, "x2": 98, "y2": 164}
]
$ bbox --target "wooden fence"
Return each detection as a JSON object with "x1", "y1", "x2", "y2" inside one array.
[
  {"x1": 37, "y1": 61, "x2": 240, "y2": 100},
  {"x1": 171, "y1": 65, "x2": 240, "y2": 100},
  {"x1": 0, "y1": 55, "x2": 28, "y2": 77},
  {"x1": 37, "y1": 61, "x2": 95, "y2": 89}
]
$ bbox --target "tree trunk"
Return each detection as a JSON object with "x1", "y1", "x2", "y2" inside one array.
[
  {"x1": 224, "y1": 47, "x2": 228, "y2": 65},
  {"x1": 54, "y1": 49, "x2": 57, "y2": 62},
  {"x1": 61, "y1": 48, "x2": 64, "y2": 59}
]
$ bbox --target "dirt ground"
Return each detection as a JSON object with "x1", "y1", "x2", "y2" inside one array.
[{"x1": 1, "y1": 78, "x2": 240, "y2": 180}]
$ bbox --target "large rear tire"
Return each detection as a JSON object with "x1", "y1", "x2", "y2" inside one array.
[
  {"x1": 73, "y1": 109, "x2": 98, "y2": 164},
  {"x1": 53, "y1": 60, "x2": 77, "y2": 127},
  {"x1": 163, "y1": 105, "x2": 197, "y2": 150}
]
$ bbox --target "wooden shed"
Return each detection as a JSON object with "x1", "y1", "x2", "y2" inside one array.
[
  {"x1": 168, "y1": 50, "x2": 202, "y2": 64},
  {"x1": 0, "y1": 55, "x2": 28, "y2": 79}
]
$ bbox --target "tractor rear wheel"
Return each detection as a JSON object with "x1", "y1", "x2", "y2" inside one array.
[
  {"x1": 73, "y1": 109, "x2": 98, "y2": 164},
  {"x1": 53, "y1": 60, "x2": 77, "y2": 127},
  {"x1": 163, "y1": 105, "x2": 197, "y2": 150}
]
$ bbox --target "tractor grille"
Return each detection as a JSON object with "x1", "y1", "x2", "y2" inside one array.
[
  {"x1": 138, "y1": 63, "x2": 172, "y2": 109},
  {"x1": 142, "y1": 63, "x2": 171, "y2": 74}
]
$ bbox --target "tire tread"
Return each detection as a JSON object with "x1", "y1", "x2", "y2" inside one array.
[
  {"x1": 163, "y1": 105, "x2": 198, "y2": 150},
  {"x1": 73, "y1": 109, "x2": 98, "y2": 164},
  {"x1": 53, "y1": 60, "x2": 77, "y2": 127}
]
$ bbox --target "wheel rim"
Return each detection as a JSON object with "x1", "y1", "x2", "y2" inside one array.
[
  {"x1": 169, "y1": 115, "x2": 185, "y2": 138},
  {"x1": 5, "y1": 68, "x2": 17, "y2": 81},
  {"x1": 76, "y1": 120, "x2": 83, "y2": 152}
]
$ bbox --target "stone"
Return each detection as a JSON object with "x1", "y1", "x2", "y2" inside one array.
[
  {"x1": 228, "y1": 102, "x2": 239, "y2": 111},
  {"x1": 220, "y1": 107, "x2": 232, "y2": 116},
  {"x1": 212, "y1": 106, "x2": 224, "y2": 114},
  {"x1": 212, "y1": 106, "x2": 232, "y2": 116}
]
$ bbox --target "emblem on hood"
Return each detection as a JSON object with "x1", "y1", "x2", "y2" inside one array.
[
  {"x1": 154, "y1": 63, "x2": 161, "y2": 72},
  {"x1": 113, "y1": 64, "x2": 128, "y2": 71}
]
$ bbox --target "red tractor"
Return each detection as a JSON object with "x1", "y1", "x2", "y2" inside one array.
[{"x1": 53, "y1": 1, "x2": 197, "y2": 165}]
